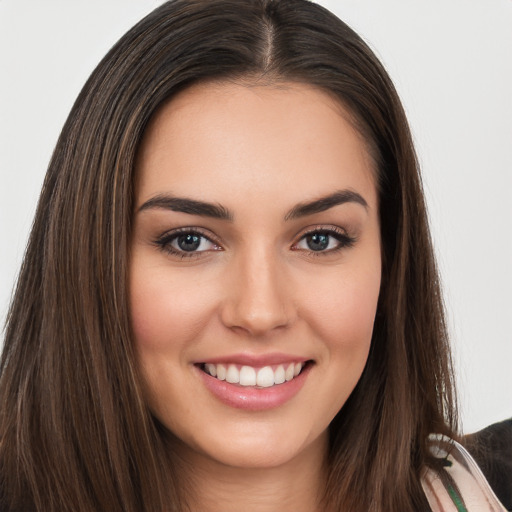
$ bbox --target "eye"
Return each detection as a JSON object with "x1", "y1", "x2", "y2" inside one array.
[
  {"x1": 154, "y1": 229, "x2": 221, "y2": 257},
  {"x1": 293, "y1": 227, "x2": 355, "y2": 254}
]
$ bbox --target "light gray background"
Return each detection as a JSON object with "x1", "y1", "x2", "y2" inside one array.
[{"x1": 1, "y1": 0, "x2": 511, "y2": 433}]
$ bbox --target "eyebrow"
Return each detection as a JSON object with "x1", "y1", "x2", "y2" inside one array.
[
  {"x1": 137, "y1": 189, "x2": 368, "y2": 221},
  {"x1": 283, "y1": 190, "x2": 368, "y2": 220},
  {"x1": 138, "y1": 194, "x2": 233, "y2": 221}
]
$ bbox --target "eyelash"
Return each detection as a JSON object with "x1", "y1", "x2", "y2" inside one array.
[
  {"x1": 153, "y1": 227, "x2": 221, "y2": 259},
  {"x1": 153, "y1": 226, "x2": 356, "y2": 259},
  {"x1": 292, "y1": 226, "x2": 356, "y2": 256}
]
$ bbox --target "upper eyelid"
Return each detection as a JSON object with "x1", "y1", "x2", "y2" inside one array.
[
  {"x1": 293, "y1": 224, "x2": 349, "y2": 240},
  {"x1": 157, "y1": 224, "x2": 347, "y2": 239}
]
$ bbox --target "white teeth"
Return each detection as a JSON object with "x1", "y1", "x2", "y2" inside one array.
[
  {"x1": 285, "y1": 363, "x2": 294, "y2": 381},
  {"x1": 274, "y1": 365, "x2": 285, "y2": 385},
  {"x1": 216, "y1": 364, "x2": 226, "y2": 381},
  {"x1": 205, "y1": 363, "x2": 217, "y2": 377},
  {"x1": 239, "y1": 365, "x2": 256, "y2": 386},
  {"x1": 226, "y1": 364, "x2": 239, "y2": 384},
  {"x1": 203, "y1": 361, "x2": 306, "y2": 387},
  {"x1": 256, "y1": 366, "x2": 274, "y2": 388}
]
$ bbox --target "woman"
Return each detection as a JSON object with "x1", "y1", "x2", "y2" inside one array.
[{"x1": 0, "y1": 0, "x2": 508, "y2": 511}]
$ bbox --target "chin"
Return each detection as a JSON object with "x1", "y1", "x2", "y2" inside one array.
[
  {"x1": 209, "y1": 442, "x2": 300, "y2": 469},
  {"x1": 172, "y1": 419, "x2": 328, "y2": 471}
]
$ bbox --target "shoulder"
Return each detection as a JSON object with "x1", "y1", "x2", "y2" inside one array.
[{"x1": 463, "y1": 418, "x2": 512, "y2": 510}]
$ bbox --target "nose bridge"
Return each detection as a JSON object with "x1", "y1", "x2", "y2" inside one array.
[{"x1": 221, "y1": 244, "x2": 292, "y2": 335}]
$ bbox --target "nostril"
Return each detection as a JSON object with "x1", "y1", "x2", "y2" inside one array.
[{"x1": 220, "y1": 305, "x2": 293, "y2": 336}]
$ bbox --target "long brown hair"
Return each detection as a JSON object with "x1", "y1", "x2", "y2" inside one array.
[{"x1": 0, "y1": 1, "x2": 457, "y2": 510}]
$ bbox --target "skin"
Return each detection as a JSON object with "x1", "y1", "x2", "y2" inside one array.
[{"x1": 129, "y1": 81, "x2": 382, "y2": 511}]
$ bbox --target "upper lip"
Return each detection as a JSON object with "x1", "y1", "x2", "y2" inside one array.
[{"x1": 196, "y1": 353, "x2": 311, "y2": 367}]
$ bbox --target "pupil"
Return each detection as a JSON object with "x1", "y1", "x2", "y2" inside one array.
[
  {"x1": 307, "y1": 233, "x2": 329, "y2": 251},
  {"x1": 177, "y1": 234, "x2": 201, "y2": 251}
]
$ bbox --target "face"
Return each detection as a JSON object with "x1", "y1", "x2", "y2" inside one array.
[{"x1": 130, "y1": 81, "x2": 381, "y2": 470}]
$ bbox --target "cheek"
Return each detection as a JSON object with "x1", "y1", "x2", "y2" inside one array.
[
  {"x1": 293, "y1": 262, "x2": 381, "y2": 431},
  {"x1": 303, "y1": 263, "x2": 381, "y2": 349},
  {"x1": 128, "y1": 262, "x2": 217, "y2": 421},
  {"x1": 300, "y1": 258, "x2": 381, "y2": 420},
  {"x1": 129, "y1": 262, "x2": 218, "y2": 354}
]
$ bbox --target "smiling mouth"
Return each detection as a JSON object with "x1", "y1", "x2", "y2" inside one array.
[{"x1": 198, "y1": 361, "x2": 312, "y2": 388}]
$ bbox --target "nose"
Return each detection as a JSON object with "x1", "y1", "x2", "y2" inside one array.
[{"x1": 220, "y1": 249, "x2": 294, "y2": 337}]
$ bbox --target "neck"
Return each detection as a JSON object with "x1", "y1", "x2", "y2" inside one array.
[{"x1": 175, "y1": 434, "x2": 328, "y2": 512}]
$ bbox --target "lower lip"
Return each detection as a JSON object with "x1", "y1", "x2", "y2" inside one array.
[{"x1": 196, "y1": 363, "x2": 312, "y2": 411}]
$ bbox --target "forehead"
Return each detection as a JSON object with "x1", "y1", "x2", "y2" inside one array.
[{"x1": 135, "y1": 81, "x2": 377, "y2": 213}]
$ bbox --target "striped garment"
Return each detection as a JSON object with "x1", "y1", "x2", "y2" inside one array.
[{"x1": 422, "y1": 435, "x2": 507, "y2": 511}]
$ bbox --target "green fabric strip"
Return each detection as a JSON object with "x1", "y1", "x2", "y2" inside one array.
[{"x1": 446, "y1": 484, "x2": 468, "y2": 512}]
